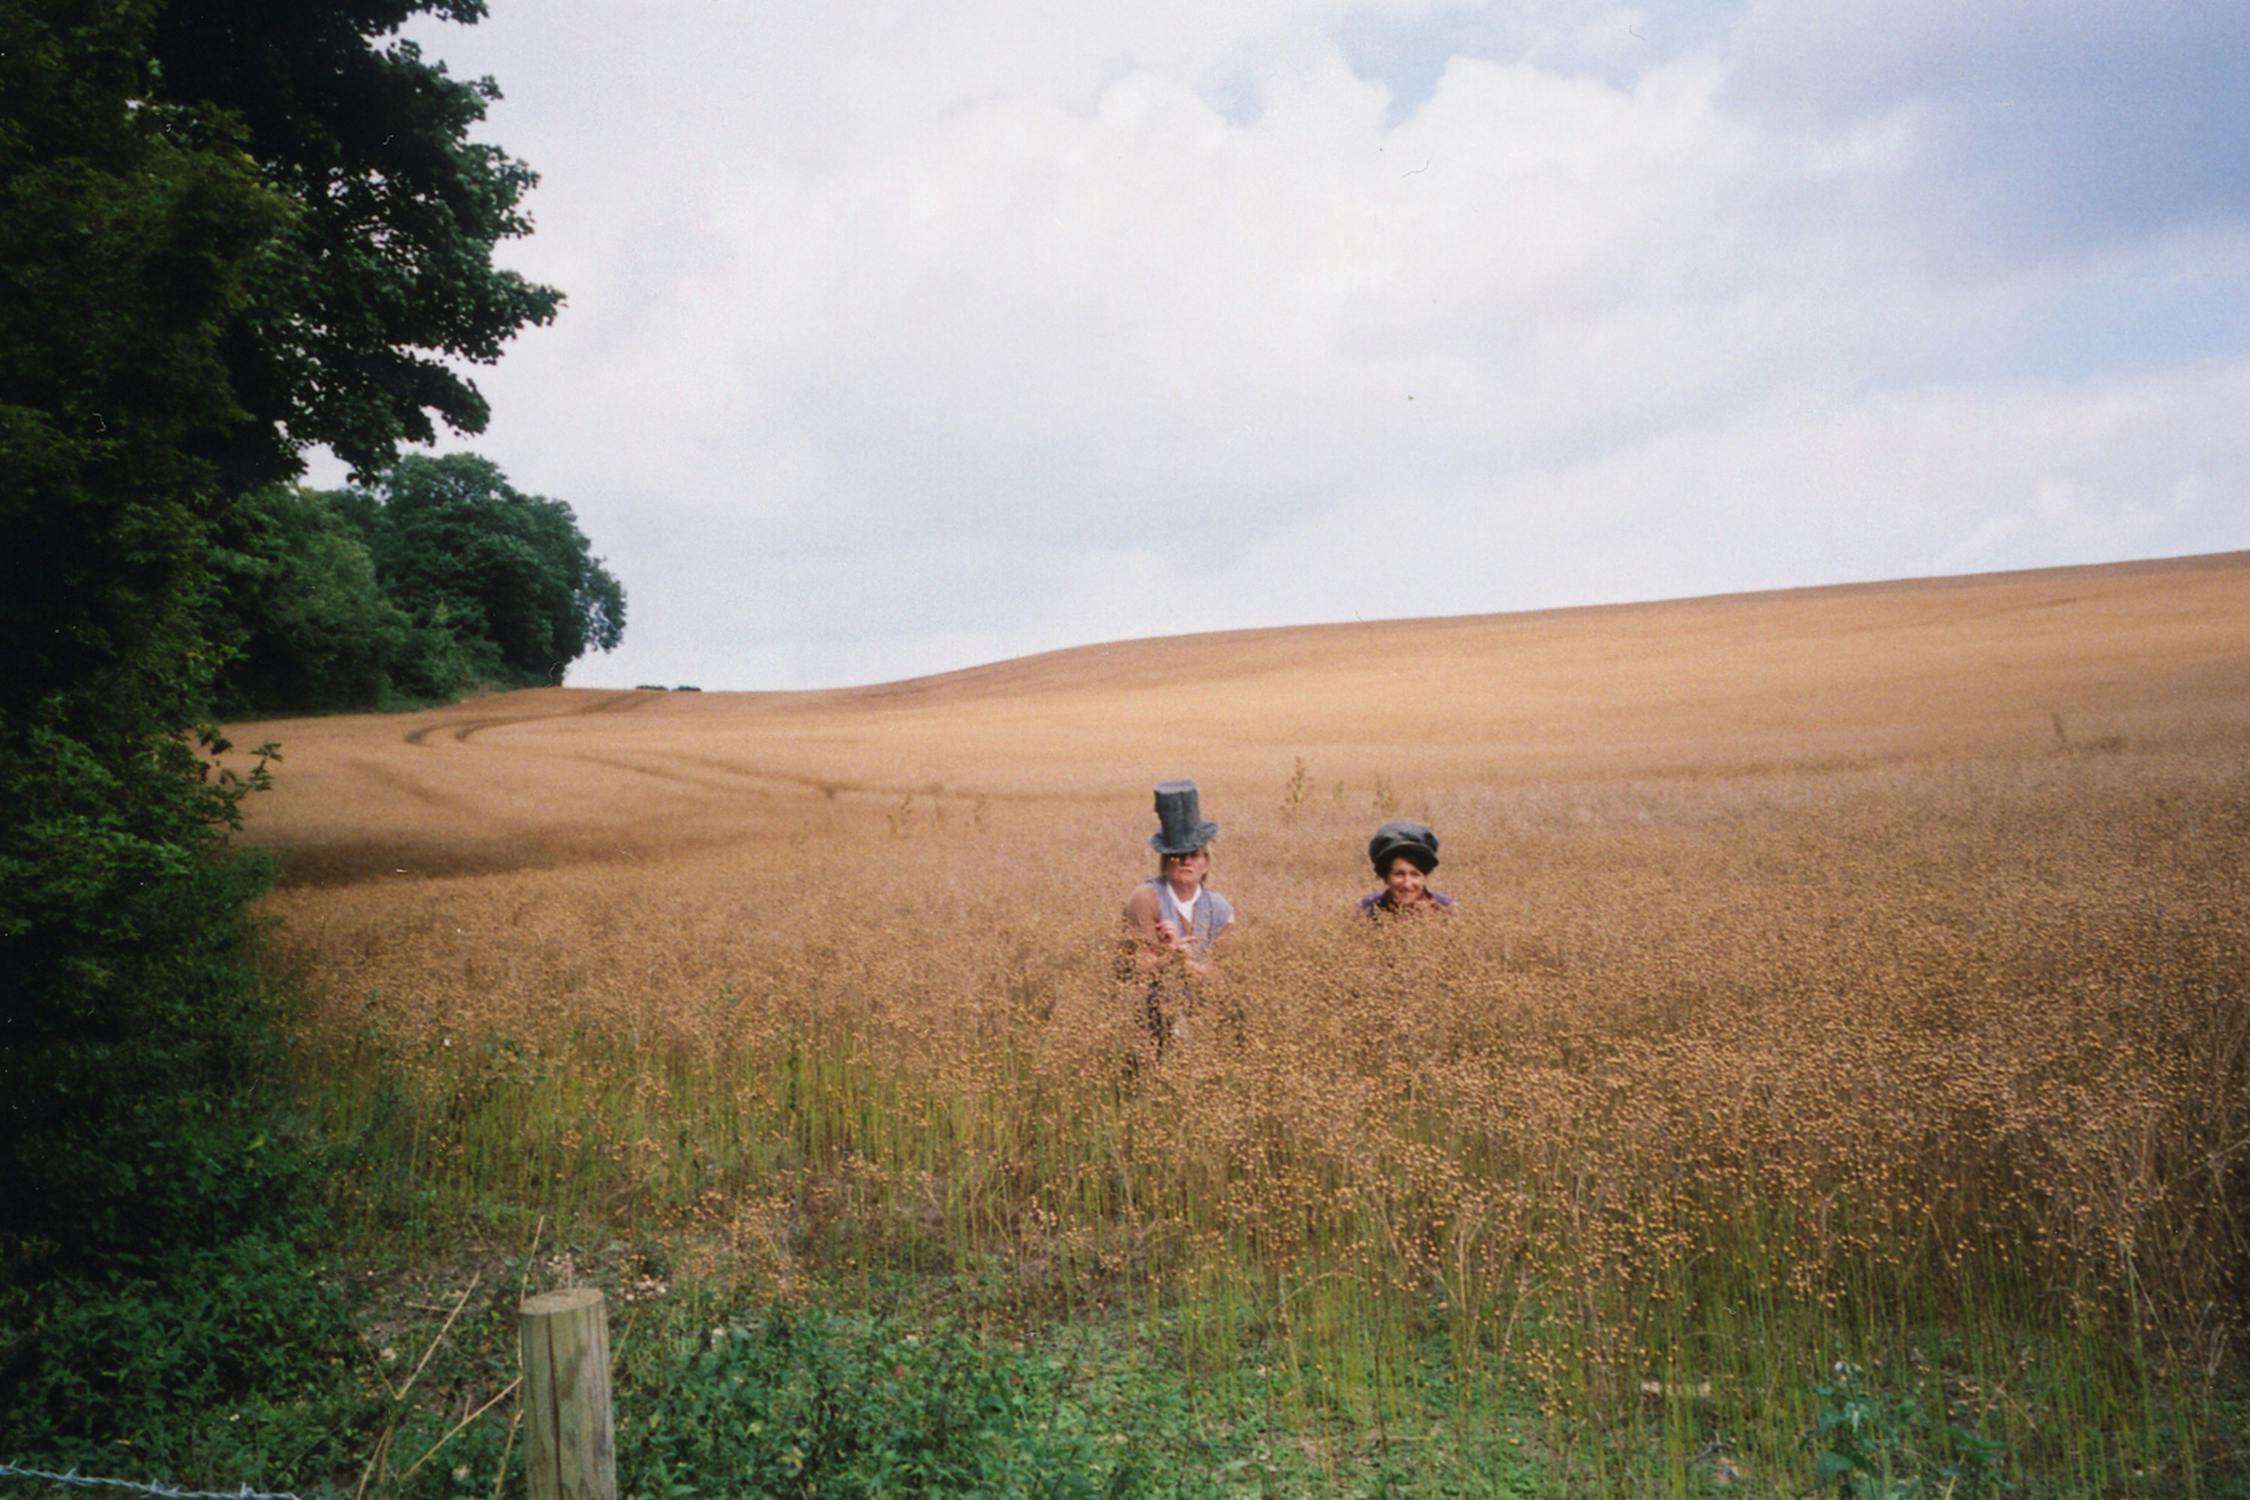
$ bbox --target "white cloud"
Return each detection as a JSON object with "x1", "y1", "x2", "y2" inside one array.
[
  {"x1": 370, "y1": 0, "x2": 2250, "y2": 688},
  {"x1": 1195, "y1": 360, "x2": 2250, "y2": 624}
]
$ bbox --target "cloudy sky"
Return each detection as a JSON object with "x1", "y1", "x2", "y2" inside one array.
[{"x1": 351, "y1": 0, "x2": 2250, "y2": 689}]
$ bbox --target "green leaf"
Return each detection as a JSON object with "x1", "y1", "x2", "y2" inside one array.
[{"x1": 1814, "y1": 1449, "x2": 1859, "y2": 1487}]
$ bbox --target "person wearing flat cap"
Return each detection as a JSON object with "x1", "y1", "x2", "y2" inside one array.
[
  {"x1": 1360, "y1": 819, "x2": 1456, "y2": 918},
  {"x1": 1122, "y1": 780, "x2": 1234, "y2": 1047}
]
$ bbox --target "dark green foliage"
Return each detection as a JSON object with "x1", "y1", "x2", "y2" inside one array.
[
  {"x1": 146, "y1": 0, "x2": 563, "y2": 487},
  {"x1": 0, "y1": 724, "x2": 286, "y2": 1264},
  {"x1": 1, "y1": 0, "x2": 561, "y2": 734},
  {"x1": 0, "y1": 722, "x2": 364, "y2": 1475},
  {"x1": 205, "y1": 454, "x2": 629, "y2": 710},
  {"x1": 0, "y1": 0, "x2": 559, "y2": 1466},
  {"x1": 3, "y1": 0, "x2": 553, "y2": 1255},
  {"x1": 359, "y1": 1286, "x2": 1554, "y2": 1500},
  {"x1": 205, "y1": 461, "x2": 626, "y2": 715},
  {"x1": 0, "y1": 0, "x2": 285, "y2": 752},
  {"x1": 624, "y1": 1306, "x2": 1131, "y2": 1498},
  {"x1": 348, "y1": 453, "x2": 626, "y2": 689},
  {"x1": 1805, "y1": 1359, "x2": 2011, "y2": 1498},
  {"x1": 288, "y1": 1290, "x2": 1148, "y2": 1499},
  {"x1": 0, "y1": 1237, "x2": 368, "y2": 1485},
  {"x1": 208, "y1": 484, "x2": 413, "y2": 713}
]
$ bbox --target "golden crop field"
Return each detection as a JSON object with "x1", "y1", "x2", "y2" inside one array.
[{"x1": 232, "y1": 553, "x2": 2250, "y2": 1493}]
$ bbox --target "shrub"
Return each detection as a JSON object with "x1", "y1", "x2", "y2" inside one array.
[
  {"x1": 0, "y1": 1237, "x2": 367, "y2": 1485},
  {"x1": 625, "y1": 1305, "x2": 1129, "y2": 1498}
]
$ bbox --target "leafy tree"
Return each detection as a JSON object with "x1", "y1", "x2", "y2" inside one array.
[
  {"x1": 208, "y1": 485, "x2": 409, "y2": 713},
  {"x1": 147, "y1": 0, "x2": 564, "y2": 488},
  {"x1": 4, "y1": 0, "x2": 561, "y2": 740},
  {"x1": 4, "y1": 0, "x2": 294, "y2": 1269},
  {"x1": 1, "y1": 0, "x2": 286, "y2": 759},
  {"x1": 355, "y1": 453, "x2": 627, "y2": 686},
  {"x1": 209, "y1": 461, "x2": 627, "y2": 712},
  {"x1": 0, "y1": 0, "x2": 559, "y2": 1457}
]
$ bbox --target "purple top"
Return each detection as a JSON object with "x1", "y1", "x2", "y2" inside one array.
[{"x1": 1359, "y1": 890, "x2": 1456, "y2": 916}]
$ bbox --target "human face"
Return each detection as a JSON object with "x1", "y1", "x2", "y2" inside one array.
[
  {"x1": 1385, "y1": 857, "x2": 1428, "y2": 905},
  {"x1": 1165, "y1": 848, "x2": 1210, "y2": 894}
]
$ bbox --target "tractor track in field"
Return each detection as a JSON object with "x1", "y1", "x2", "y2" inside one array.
[
  {"x1": 400, "y1": 689, "x2": 658, "y2": 747},
  {"x1": 343, "y1": 756, "x2": 478, "y2": 811},
  {"x1": 574, "y1": 751, "x2": 985, "y2": 806},
  {"x1": 568, "y1": 754, "x2": 779, "y2": 796},
  {"x1": 387, "y1": 692, "x2": 1086, "y2": 806}
]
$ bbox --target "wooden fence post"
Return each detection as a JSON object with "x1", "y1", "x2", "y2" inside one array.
[{"x1": 520, "y1": 1287, "x2": 616, "y2": 1500}]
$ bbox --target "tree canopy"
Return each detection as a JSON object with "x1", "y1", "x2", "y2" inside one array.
[
  {"x1": 362, "y1": 454, "x2": 627, "y2": 686},
  {"x1": 1, "y1": 0, "x2": 565, "y2": 1445},
  {"x1": 208, "y1": 458, "x2": 628, "y2": 714},
  {"x1": 149, "y1": 0, "x2": 565, "y2": 488},
  {"x1": 206, "y1": 483, "x2": 406, "y2": 712},
  {"x1": 2, "y1": 0, "x2": 562, "y2": 743}
]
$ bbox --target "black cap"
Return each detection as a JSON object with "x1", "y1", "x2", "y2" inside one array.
[{"x1": 1368, "y1": 819, "x2": 1439, "y2": 875}]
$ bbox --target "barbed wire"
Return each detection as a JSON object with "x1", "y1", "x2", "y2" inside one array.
[{"x1": 0, "y1": 1462, "x2": 301, "y2": 1500}]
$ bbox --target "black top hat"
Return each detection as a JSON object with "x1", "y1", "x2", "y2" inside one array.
[
  {"x1": 1368, "y1": 819, "x2": 1439, "y2": 875},
  {"x1": 1150, "y1": 780, "x2": 1220, "y2": 855}
]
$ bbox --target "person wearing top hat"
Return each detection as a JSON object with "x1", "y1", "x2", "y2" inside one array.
[
  {"x1": 1122, "y1": 780, "x2": 1234, "y2": 1046},
  {"x1": 1359, "y1": 819, "x2": 1456, "y2": 918},
  {"x1": 1125, "y1": 780, "x2": 1234, "y2": 973}
]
